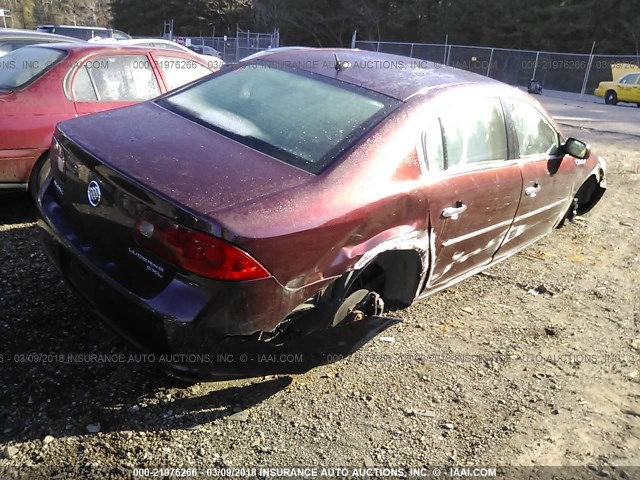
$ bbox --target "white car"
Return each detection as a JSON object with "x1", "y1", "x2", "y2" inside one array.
[
  {"x1": 240, "y1": 46, "x2": 313, "y2": 62},
  {"x1": 95, "y1": 38, "x2": 224, "y2": 70}
]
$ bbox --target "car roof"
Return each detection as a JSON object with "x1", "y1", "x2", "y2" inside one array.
[
  {"x1": 114, "y1": 38, "x2": 190, "y2": 48},
  {"x1": 24, "y1": 42, "x2": 199, "y2": 56},
  {"x1": 0, "y1": 28, "x2": 82, "y2": 42},
  {"x1": 252, "y1": 48, "x2": 504, "y2": 101},
  {"x1": 115, "y1": 38, "x2": 174, "y2": 43},
  {"x1": 38, "y1": 25, "x2": 110, "y2": 30}
]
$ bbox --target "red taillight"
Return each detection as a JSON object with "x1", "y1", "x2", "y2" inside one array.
[{"x1": 134, "y1": 211, "x2": 269, "y2": 281}]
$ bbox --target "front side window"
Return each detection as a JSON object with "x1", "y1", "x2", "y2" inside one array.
[
  {"x1": 82, "y1": 55, "x2": 160, "y2": 101},
  {"x1": 160, "y1": 64, "x2": 400, "y2": 173},
  {"x1": 156, "y1": 56, "x2": 211, "y2": 90},
  {"x1": 620, "y1": 73, "x2": 640, "y2": 84},
  {"x1": 0, "y1": 46, "x2": 66, "y2": 89},
  {"x1": 437, "y1": 98, "x2": 508, "y2": 169},
  {"x1": 505, "y1": 99, "x2": 559, "y2": 158}
]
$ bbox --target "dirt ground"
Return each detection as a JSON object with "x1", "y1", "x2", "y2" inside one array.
[{"x1": 0, "y1": 122, "x2": 638, "y2": 479}]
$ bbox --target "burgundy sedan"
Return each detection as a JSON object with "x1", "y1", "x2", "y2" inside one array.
[
  {"x1": 0, "y1": 43, "x2": 217, "y2": 196},
  {"x1": 37, "y1": 49, "x2": 606, "y2": 380}
]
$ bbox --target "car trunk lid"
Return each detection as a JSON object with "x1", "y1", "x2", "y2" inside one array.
[{"x1": 56, "y1": 101, "x2": 315, "y2": 219}]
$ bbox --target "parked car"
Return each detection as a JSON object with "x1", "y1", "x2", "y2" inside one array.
[
  {"x1": 240, "y1": 46, "x2": 312, "y2": 62},
  {"x1": 0, "y1": 43, "x2": 218, "y2": 196},
  {"x1": 527, "y1": 78, "x2": 543, "y2": 95},
  {"x1": 186, "y1": 44, "x2": 223, "y2": 59},
  {"x1": 36, "y1": 25, "x2": 131, "y2": 41},
  {"x1": 594, "y1": 71, "x2": 640, "y2": 106},
  {"x1": 0, "y1": 28, "x2": 82, "y2": 57},
  {"x1": 98, "y1": 38, "x2": 224, "y2": 69},
  {"x1": 38, "y1": 49, "x2": 606, "y2": 380}
]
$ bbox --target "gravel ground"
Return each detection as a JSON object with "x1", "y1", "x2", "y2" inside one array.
[{"x1": 0, "y1": 126, "x2": 639, "y2": 480}]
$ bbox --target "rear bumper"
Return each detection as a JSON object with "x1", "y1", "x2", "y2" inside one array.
[
  {"x1": 37, "y1": 178, "x2": 398, "y2": 379},
  {"x1": 0, "y1": 183, "x2": 28, "y2": 192}
]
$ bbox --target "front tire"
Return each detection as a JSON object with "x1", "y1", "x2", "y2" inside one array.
[
  {"x1": 28, "y1": 153, "x2": 50, "y2": 201},
  {"x1": 604, "y1": 90, "x2": 618, "y2": 105}
]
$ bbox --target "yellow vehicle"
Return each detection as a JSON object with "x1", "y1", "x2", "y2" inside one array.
[{"x1": 594, "y1": 63, "x2": 640, "y2": 107}]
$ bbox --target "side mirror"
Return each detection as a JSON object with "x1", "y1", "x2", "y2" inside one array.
[{"x1": 564, "y1": 138, "x2": 591, "y2": 160}]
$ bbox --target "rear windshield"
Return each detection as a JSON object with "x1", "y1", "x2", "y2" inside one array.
[
  {"x1": 159, "y1": 64, "x2": 400, "y2": 173},
  {"x1": 0, "y1": 46, "x2": 66, "y2": 89}
]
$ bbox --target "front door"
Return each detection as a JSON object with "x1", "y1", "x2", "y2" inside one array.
[
  {"x1": 617, "y1": 73, "x2": 640, "y2": 103},
  {"x1": 497, "y1": 99, "x2": 578, "y2": 259}
]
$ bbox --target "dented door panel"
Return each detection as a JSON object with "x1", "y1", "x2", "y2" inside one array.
[
  {"x1": 499, "y1": 155, "x2": 577, "y2": 256},
  {"x1": 425, "y1": 164, "x2": 522, "y2": 287}
]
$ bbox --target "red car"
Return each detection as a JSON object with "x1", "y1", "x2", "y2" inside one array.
[
  {"x1": 0, "y1": 43, "x2": 217, "y2": 196},
  {"x1": 38, "y1": 49, "x2": 606, "y2": 380}
]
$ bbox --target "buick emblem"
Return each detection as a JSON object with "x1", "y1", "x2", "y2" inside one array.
[{"x1": 87, "y1": 180, "x2": 102, "y2": 207}]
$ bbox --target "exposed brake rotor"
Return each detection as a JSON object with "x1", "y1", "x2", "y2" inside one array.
[{"x1": 331, "y1": 289, "x2": 385, "y2": 327}]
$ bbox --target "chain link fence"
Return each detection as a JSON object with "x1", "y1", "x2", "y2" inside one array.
[
  {"x1": 188, "y1": 28, "x2": 280, "y2": 63},
  {"x1": 354, "y1": 39, "x2": 640, "y2": 95}
]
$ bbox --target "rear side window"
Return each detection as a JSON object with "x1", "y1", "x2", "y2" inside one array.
[
  {"x1": 154, "y1": 42, "x2": 183, "y2": 51},
  {"x1": 422, "y1": 118, "x2": 445, "y2": 171},
  {"x1": 155, "y1": 56, "x2": 211, "y2": 90},
  {"x1": 72, "y1": 66, "x2": 98, "y2": 101},
  {"x1": 428, "y1": 98, "x2": 507, "y2": 171},
  {"x1": 112, "y1": 30, "x2": 131, "y2": 40},
  {"x1": 505, "y1": 99, "x2": 559, "y2": 158},
  {"x1": 77, "y1": 55, "x2": 160, "y2": 101},
  {"x1": 0, "y1": 46, "x2": 66, "y2": 89}
]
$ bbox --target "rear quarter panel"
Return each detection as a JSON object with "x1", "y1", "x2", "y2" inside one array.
[
  {"x1": 0, "y1": 58, "x2": 75, "y2": 182},
  {"x1": 213, "y1": 102, "x2": 430, "y2": 290}
]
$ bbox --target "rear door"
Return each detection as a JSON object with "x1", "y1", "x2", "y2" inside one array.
[
  {"x1": 421, "y1": 97, "x2": 522, "y2": 289},
  {"x1": 70, "y1": 53, "x2": 162, "y2": 115},
  {"x1": 496, "y1": 99, "x2": 578, "y2": 259}
]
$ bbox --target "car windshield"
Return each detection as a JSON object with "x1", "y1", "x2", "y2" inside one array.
[
  {"x1": 0, "y1": 46, "x2": 66, "y2": 89},
  {"x1": 159, "y1": 64, "x2": 400, "y2": 173}
]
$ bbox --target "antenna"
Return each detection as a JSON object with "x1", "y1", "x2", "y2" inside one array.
[{"x1": 334, "y1": 53, "x2": 351, "y2": 72}]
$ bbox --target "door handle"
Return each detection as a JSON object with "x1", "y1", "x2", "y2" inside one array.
[
  {"x1": 441, "y1": 201, "x2": 467, "y2": 220},
  {"x1": 525, "y1": 183, "x2": 541, "y2": 197}
]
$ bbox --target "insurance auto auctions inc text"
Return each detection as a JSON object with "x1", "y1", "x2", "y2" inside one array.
[{"x1": 197, "y1": 466, "x2": 498, "y2": 478}]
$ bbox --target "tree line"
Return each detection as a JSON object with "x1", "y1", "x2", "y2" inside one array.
[
  {"x1": 4, "y1": 0, "x2": 639, "y2": 55},
  {"x1": 3, "y1": 0, "x2": 111, "y2": 29}
]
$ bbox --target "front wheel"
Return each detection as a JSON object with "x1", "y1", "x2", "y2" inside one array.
[
  {"x1": 28, "y1": 154, "x2": 51, "y2": 201},
  {"x1": 604, "y1": 90, "x2": 618, "y2": 105}
]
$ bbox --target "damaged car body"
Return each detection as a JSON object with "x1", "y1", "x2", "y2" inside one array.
[{"x1": 37, "y1": 49, "x2": 606, "y2": 380}]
